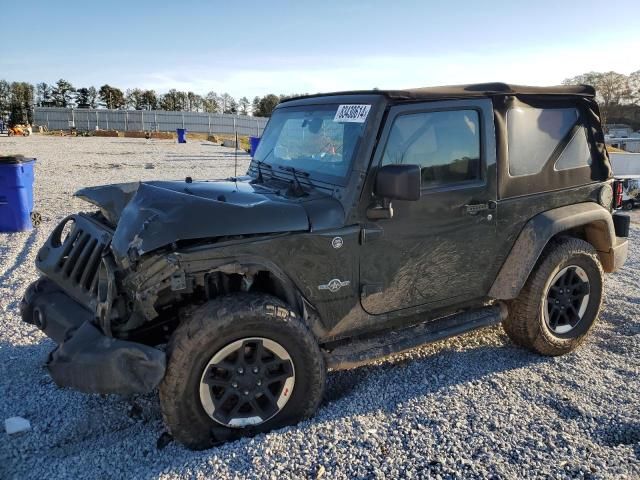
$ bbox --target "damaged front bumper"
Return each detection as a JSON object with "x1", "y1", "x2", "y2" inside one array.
[{"x1": 21, "y1": 278, "x2": 166, "y2": 396}]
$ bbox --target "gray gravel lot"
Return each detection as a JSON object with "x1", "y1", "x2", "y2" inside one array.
[{"x1": 0, "y1": 135, "x2": 638, "y2": 479}]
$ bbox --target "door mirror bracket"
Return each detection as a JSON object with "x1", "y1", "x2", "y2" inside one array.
[{"x1": 367, "y1": 199, "x2": 394, "y2": 220}]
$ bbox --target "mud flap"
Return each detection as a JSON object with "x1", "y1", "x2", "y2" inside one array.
[{"x1": 47, "y1": 321, "x2": 166, "y2": 396}]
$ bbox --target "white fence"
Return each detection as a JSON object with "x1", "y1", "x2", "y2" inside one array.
[{"x1": 34, "y1": 107, "x2": 268, "y2": 136}]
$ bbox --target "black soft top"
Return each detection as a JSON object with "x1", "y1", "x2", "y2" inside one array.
[
  {"x1": 281, "y1": 83, "x2": 595, "y2": 103},
  {"x1": 278, "y1": 82, "x2": 611, "y2": 196}
]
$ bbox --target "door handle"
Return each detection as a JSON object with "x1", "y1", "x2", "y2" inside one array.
[
  {"x1": 464, "y1": 201, "x2": 497, "y2": 215},
  {"x1": 464, "y1": 203, "x2": 489, "y2": 215}
]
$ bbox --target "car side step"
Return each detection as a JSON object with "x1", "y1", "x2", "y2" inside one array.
[{"x1": 324, "y1": 304, "x2": 508, "y2": 370}]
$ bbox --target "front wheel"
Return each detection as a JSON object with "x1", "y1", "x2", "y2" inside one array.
[
  {"x1": 502, "y1": 237, "x2": 604, "y2": 356},
  {"x1": 159, "y1": 294, "x2": 326, "y2": 449}
]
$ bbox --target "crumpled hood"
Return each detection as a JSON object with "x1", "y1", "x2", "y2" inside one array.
[
  {"x1": 76, "y1": 182, "x2": 140, "y2": 226},
  {"x1": 75, "y1": 179, "x2": 344, "y2": 262}
]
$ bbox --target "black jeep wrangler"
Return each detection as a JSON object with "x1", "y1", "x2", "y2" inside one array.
[{"x1": 22, "y1": 83, "x2": 630, "y2": 449}]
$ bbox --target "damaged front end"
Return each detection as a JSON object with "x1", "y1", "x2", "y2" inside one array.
[
  {"x1": 21, "y1": 213, "x2": 167, "y2": 395},
  {"x1": 23, "y1": 178, "x2": 321, "y2": 396}
]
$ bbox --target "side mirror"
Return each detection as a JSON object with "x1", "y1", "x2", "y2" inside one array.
[{"x1": 375, "y1": 164, "x2": 421, "y2": 201}]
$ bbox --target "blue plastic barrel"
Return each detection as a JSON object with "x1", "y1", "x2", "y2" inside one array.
[
  {"x1": 177, "y1": 128, "x2": 187, "y2": 143},
  {"x1": 0, "y1": 156, "x2": 36, "y2": 232},
  {"x1": 249, "y1": 136, "x2": 260, "y2": 155}
]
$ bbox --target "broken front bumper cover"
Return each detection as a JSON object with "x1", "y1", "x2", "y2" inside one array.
[{"x1": 21, "y1": 279, "x2": 166, "y2": 396}]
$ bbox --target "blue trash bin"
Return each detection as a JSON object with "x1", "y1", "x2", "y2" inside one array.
[
  {"x1": 177, "y1": 128, "x2": 187, "y2": 143},
  {"x1": 249, "y1": 136, "x2": 261, "y2": 155},
  {"x1": 0, "y1": 156, "x2": 36, "y2": 232}
]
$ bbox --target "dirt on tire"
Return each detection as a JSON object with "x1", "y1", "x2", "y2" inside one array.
[
  {"x1": 503, "y1": 237, "x2": 604, "y2": 356},
  {"x1": 159, "y1": 293, "x2": 326, "y2": 450}
]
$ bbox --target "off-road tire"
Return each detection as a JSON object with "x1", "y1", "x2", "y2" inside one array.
[
  {"x1": 503, "y1": 237, "x2": 604, "y2": 356},
  {"x1": 159, "y1": 293, "x2": 326, "y2": 450}
]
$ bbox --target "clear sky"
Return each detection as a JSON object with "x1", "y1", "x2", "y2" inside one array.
[{"x1": 3, "y1": 0, "x2": 639, "y2": 98}]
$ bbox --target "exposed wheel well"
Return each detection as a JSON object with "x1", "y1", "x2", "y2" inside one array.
[
  {"x1": 206, "y1": 269, "x2": 300, "y2": 313},
  {"x1": 121, "y1": 263, "x2": 309, "y2": 345},
  {"x1": 550, "y1": 219, "x2": 615, "y2": 271}
]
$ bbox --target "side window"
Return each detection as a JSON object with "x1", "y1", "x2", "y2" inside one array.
[
  {"x1": 382, "y1": 110, "x2": 481, "y2": 188},
  {"x1": 507, "y1": 107, "x2": 580, "y2": 176},
  {"x1": 554, "y1": 127, "x2": 593, "y2": 171}
]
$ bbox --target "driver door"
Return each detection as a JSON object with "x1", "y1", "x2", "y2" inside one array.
[{"x1": 359, "y1": 99, "x2": 500, "y2": 315}]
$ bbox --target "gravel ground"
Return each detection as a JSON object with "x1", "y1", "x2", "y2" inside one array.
[{"x1": 1, "y1": 135, "x2": 638, "y2": 479}]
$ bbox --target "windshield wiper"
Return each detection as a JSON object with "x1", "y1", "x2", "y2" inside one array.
[
  {"x1": 278, "y1": 165, "x2": 311, "y2": 197},
  {"x1": 252, "y1": 146, "x2": 276, "y2": 184},
  {"x1": 254, "y1": 159, "x2": 273, "y2": 183}
]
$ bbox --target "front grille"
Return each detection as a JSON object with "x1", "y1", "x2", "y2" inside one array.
[
  {"x1": 56, "y1": 226, "x2": 105, "y2": 295},
  {"x1": 36, "y1": 214, "x2": 114, "y2": 309}
]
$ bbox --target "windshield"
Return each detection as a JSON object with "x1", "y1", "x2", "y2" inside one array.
[{"x1": 252, "y1": 104, "x2": 370, "y2": 183}]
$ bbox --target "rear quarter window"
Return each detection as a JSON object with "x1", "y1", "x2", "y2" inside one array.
[
  {"x1": 554, "y1": 127, "x2": 592, "y2": 171},
  {"x1": 507, "y1": 107, "x2": 579, "y2": 177}
]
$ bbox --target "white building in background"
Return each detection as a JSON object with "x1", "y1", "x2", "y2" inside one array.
[
  {"x1": 607, "y1": 137, "x2": 640, "y2": 153},
  {"x1": 606, "y1": 123, "x2": 634, "y2": 137},
  {"x1": 605, "y1": 123, "x2": 640, "y2": 153}
]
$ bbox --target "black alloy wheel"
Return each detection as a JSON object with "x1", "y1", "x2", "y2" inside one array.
[{"x1": 544, "y1": 265, "x2": 591, "y2": 335}]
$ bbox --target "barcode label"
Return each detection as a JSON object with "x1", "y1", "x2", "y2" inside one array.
[{"x1": 334, "y1": 104, "x2": 371, "y2": 123}]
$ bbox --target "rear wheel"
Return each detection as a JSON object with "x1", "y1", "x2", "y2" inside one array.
[
  {"x1": 503, "y1": 237, "x2": 603, "y2": 356},
  {"x1": 622, "y1": 200, "x2": 634, "y2": 210},
  {"x1": 159, "y1": 294, "x2": 326, "y2": 449}
]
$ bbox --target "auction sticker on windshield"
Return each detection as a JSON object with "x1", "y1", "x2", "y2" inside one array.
[{"x1": 334, "y1": 104, "x2": 371, "y2": 123}]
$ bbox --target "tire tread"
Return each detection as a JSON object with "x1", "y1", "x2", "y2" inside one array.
[
  {"x1": 159, "y1": 293, "x2": 325, "y2": 449},
  {"x1": 503, "y1": 237, "x2": 604, "y2": 356}
]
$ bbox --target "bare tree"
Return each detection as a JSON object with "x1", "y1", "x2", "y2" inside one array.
[
  {"x1": 563, "y1": 71, "x2": 630, "y2": 125},
  {"x1": 239, "y1": 96, "x2": 250, "y2": 115},
  {"x1": 598, "y1": 72, "x2": 631, "y2": 113},
  {"x1": 629, "y1": 70, "x2": 640, "y2": 106},
  {"x1": 187, "y1": 91, "x2": 203, "y2": 112},
  {"x1": 220, "y1": 93, "x2": 234, "y2": 114},
  {"x1": 204, "y1": 91, "x2": 220, "y2": 113}
]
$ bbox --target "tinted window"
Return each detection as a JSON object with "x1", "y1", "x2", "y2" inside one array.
[
  {"x1": 382, "y1": 110, "x2": 481, "y2": 188},
  {"x1": 554, "y1": 127, "x2": 592, "y2": 171},
  {"x1": 507, "y1": 107, "x2": 579, "y2": 176}
]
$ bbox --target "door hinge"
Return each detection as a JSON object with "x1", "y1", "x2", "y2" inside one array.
[
  {"x1": 360, "y1": 224, "x2": 384, "y2": 244},
  {"x1": 361, "y1": 284, "x2": 384, "y2": 298}
]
